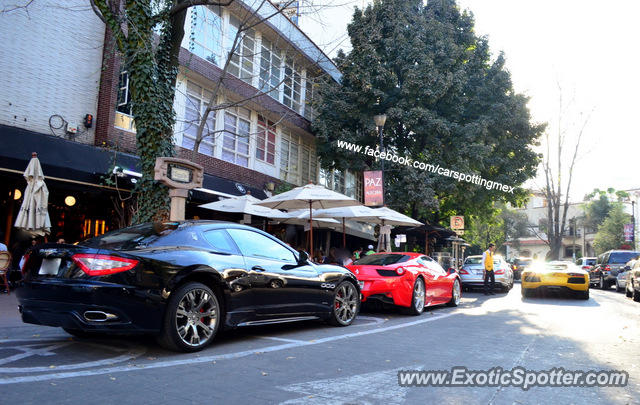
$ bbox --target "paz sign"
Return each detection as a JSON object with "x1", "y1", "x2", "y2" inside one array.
[
  {"x1": 450, "y1": 215, "x2": 464, "y2": 230},
  {"x1": 154, "y1": 157, "x2": 203, "y2": 221}
]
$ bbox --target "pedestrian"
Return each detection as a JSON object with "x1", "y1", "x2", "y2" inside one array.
[
  {"x1": 364, "y1": 245, "x2": 375, "y2": 256},
  {"x1": 353, "y1": 247, "x2": 363, "y2": 260},
  {"x1": 326, "y1": 247, "x2": 339, "y2": 265},
  {"x1": 0, "y1": 232, "x2": 7, "y2": 252},
  {"x1": 483, "y1": 243, "x2": 497, "y2": 295}
]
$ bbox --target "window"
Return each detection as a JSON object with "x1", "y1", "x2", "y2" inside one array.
[
  {"x1": 283, "y1": 58, "x2": 302, "y2": 113},
  {"x1": 280, "y1": 130, "x2": 299, "y2": 184},
  {"x1": 333, "y1": 170, "x2": 345, "y2": 194},
  {"x1": 564, "y1": 246, "x2": 581, "y2": 258},
  {"x1": 117, "y1": 71, "x2": 132, "y2": 115},
  {"x1": 203, "y1": 229, "x2": 238, "y2": 254},
  {"x1": 300, "y1": 142, "x2": 317, "y2": 185},
  {"x1": 256, "y1": 116, "x2": 276, "y2": 165},
  {"x1": 259, "y1": 38, "x2": 282, "y2": 100},
  {"x1": 303, "y1": 75, "x2": 315, "y2": 119},
  {"x1": 189, "y1": 6, "x2": 222, "y2": 66},
  {"x1": 222, "y1": 107, "x2": 251, "y2": 167},
  {"x1": 345, "y1": 171, "x2": 357, "y2": 199},
  {"x1": 226, "y1": 229, "x2": 296, "y2": 262},
  {"x1": 226, "y1": 16, "x2": 256, "y2": 84},
  {"x1": 182, "y1": 81, "x2": 216, "y2": 156}
]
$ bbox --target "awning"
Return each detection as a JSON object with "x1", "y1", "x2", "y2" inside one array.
[{"x1": 0, "y1": 124, "x2": 266, "y2": 199}]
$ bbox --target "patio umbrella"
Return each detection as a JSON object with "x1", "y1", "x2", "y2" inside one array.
[
  {"x1": 278, "y1": 210, "x2": 340, "y2": 228},
  {"x1": 199, "y1": 193, "x2": 288, "y2": 219},
  {"x1": 371, "y1": 207, "x2": 423, "y2": 252},
  {"x1": 254, "y1": 184, "x2": 359, "y2": 252},
  {"x1": 14, "y1": 152, "x2": 51, "y2": 236},
  {"x1": 314, "y1": 205, "x2": 382, "y2": 248}
]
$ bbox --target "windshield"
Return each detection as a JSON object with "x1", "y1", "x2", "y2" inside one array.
[
  {"x1": 609, "y1": 252, "x2": 639, "y2": 264},
  {"x1": 353, "y1": 254, "x2": 410, "y2": 266},
  {"x1": 464, "y1": 257, "x2": 482, "y2": 265},
  {"x1": 80, "y1": 222, "x2": 182, "y2": 250}
]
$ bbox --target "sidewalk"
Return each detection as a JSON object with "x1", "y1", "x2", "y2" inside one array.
[{"x1": 0, "y1": 292, "x2": 23, "y2": 328}]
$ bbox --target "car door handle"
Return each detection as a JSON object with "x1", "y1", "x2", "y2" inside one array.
[{"x1": 251, "y1": 265, "x2": 266, "y2": 272}]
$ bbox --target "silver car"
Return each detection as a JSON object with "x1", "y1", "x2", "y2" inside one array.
[{"x1": 460, "y1": 255, "x2": 514, "y2": 292}]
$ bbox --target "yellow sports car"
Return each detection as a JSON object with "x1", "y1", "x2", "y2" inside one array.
[{"x1": 521, "y1": 261, "x2": 590, "y2": 299}]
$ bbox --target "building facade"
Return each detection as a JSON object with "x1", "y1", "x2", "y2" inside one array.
[{"x1": 0, "y1": 1, "x2": 368, "y2": 251}]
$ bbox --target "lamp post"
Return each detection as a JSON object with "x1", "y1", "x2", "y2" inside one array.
[{"x1": 373, "y1": 113, "x2": 387, "y2": 204}]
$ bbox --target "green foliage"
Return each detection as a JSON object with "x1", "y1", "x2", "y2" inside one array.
[
  {"x1": 593, "y1": 204, "x2": 631, "y2": 253},
  {"x1": 583, "y1": 187, "x2": 630, "y2": 231},
  {"x1": 463, "y1": 203, "x2": 530, "y2": 255},
  {"x1": 95, "y1": 0, "x2": 184, "y2": 223},
  {"x1": 313, "y1": 0, "x2": 543, "y2": 223}
]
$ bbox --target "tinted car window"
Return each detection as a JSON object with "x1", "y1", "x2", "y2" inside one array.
[
  {"x1": 585, "y1": 258, "x2": 596, "y2": 266},
  {"x1": 464, "y1": 257, "x2": 482, "y2": 265},
  {"x1": 609, "y1": 252, "x2": 640, "y2": 264},
  {"x1": 226, "y1": 229, "x2": 296, "y2": 262},
  {"x1": 80, "y1": 222, "x2": 207, "y2": 250},
  {"x1": 353, "y1": 254, "x2": 410, "y2": 266},
  {"x1": 203, "y1": 230, "x2": 238, "y2": 254}
]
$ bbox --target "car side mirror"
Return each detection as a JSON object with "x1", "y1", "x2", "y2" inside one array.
[{"x1": 297, "y1": 250, "x2": 309, "y2": 265}]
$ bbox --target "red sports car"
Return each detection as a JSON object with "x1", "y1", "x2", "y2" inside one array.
[{"x1": 346, "y1": 252, "x2": 461, "y2": 315}]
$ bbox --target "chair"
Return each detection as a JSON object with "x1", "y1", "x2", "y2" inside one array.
[{"x1": 0, "y1": 251, "x2": 12, "y2": 294}]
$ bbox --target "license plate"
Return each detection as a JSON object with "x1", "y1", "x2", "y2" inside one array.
[
  {"x1": 38, "y1": 258, "x2": 61, "y2": 275},
  {"x1": 358, "y1": 281, "x2": 365, "y2": 290},
  {"x1": 475, "y1": 271, "x2": 484, "y2": 275}
]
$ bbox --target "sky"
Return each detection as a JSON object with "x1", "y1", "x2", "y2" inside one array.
[{"x1": 298, "y1": 0, "x2": 640, "y2": 202}]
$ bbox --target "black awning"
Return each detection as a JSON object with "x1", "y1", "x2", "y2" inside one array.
[{"x1": 0, "y1": 124, "x2": 267, "y2": 199}]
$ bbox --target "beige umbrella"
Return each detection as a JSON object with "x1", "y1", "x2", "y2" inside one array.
[
  {"x1": 371, "y1": 207, "x2": 423, "y2": 252},
  {"x1": 254, "y1": 184, "x2": 359, "y2": 252},
  {"x1": 314, "y1": 205, "x2": 383, "y2": 248},
  {"x1": 14, "y1": 152, "x2": 51, "y2": 236},
  {"x1": 199, "y1": 193, "x2": 288, "y2": 219}
]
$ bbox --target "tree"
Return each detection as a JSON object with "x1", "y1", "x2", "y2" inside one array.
[
  {"x1": 464, "y1": 203, "x2": 530, "y2": 256},
  {"x1": 89, "y1": 0, "x2": 307, "y2": 223},
  {"x1": 540, "y1": 82, "x2": 593, "y2": 260},
  {"x1": 593, "y1": 204, "x2": 631, "y2": 253},
  {"x1": 313, "y1": 0, "x2": 542, "y2": 225},
  {"x1": 582, "y1": 188, "x2": 629, "y2": 231}
]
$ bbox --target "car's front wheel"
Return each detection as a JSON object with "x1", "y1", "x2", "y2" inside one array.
[
  {"x1": 157, "y1": 282, "x2": 221, "y2": 352},
  {"x1": 521, "y1": 287, "x2": 533, "y2": 298},
  {"x1": 626, "y1": 281, "x2": 634, "y2": 298},
  {"x1": 328, "y1": 281, "x2": 359, "y2": 326},
  {"x1": 446, "y1": 279, "x2": 461, "y2": 307},
  {"x1": 406, "y1": 277, "x2": 426, "y2": 315},
  {"x1": 598, "y1": 276, "x2": 605, "y2": 290}
]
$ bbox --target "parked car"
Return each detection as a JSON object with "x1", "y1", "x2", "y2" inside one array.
[
  {"x1": 521, "y1": 261, "x2": 590, "y2": 299},
  {"x1": 511, "y1": 257, "x2": 534, "y2": 280},
  {"x1": 626, "y1": 260, "x2": 640, "y2": 302},
  {"x1": 459, "y1": 255, "x2": 514, "y2": 292},
  {"x1": 345, "y1": 252, "x2": 461, "y2": 315},
  {"x1": 590, "y1": 250, "x2": 640, "y2": 289},
  {"x1": 575, "y1": 257, "x2": 596, "y2": 272},
  {"x1": 16, "y1": 221, "x2": 361, "y2": 352}
]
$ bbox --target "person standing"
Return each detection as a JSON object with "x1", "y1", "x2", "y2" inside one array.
[
  {"x1": 483, "y1": 243, "x2": 497, "y2": 295},
  {"x1": 365, "y1": 245, "x2": 375, "y2": 256}
]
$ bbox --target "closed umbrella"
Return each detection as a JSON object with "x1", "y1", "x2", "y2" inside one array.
[
  {"x1": 254, "y1": 184, "x2": 359, "y2": 252},
  {"x1": 14, "y1": 152, "x2": 51, "y2": 236},
  {"x1": 314, "y1": 205, "x2": 382, "y2": 248}
]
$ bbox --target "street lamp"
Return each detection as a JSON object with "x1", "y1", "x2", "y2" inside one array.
[{"x1": 373, "y1": 113, "x2": 387, "y2": 204}]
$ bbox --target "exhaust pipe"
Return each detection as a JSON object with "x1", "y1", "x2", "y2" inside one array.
[{"x1": 84, "y1": 311, "x2": 118, "y2": 322}]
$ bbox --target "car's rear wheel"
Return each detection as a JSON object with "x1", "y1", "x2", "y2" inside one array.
[
  {"x1": 406, "y1": 277, "x2": 426, "y2": 315},
  {"x1": 157, "y1": 282, "x2": 220, "y2": 352},
  {"x1": 616, "y1": 282, "x2": 623, "y2": 293},
  {"x1": 328, "y1": 281, "x2": 359, "y2": 326},
  {"x1": 598, "y1": 276, "x2": 605, "y2": 289},
  {"x1": 578, "y1": 290, "x2": 589, "y2": 300},
  {"x1": 521, "y1": 287, "x2": 533, "y2": 298},
  {"x1": 626, "y1": 282, "x2": 634, "y2": 298},
  {"x1": 446, "y1": 279, "x2": 461, "y2": 307}
]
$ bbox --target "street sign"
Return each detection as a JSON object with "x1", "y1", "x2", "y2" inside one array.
[
  {"x1": 455, "y1": 229, "x2": 465, "y2": 236},
  {"x1": 450, "y1": 215, "x2": 464, "y2": 230},
  {"x1": 624, "y1": 223, "x2": 634, "y2": 242}
]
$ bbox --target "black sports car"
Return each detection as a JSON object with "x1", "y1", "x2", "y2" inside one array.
[{"x1": 16, "y1": 221, "x2": 361, "y2": 352}]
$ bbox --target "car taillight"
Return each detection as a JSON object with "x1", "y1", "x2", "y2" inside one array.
[
  {"x1": 21, "y1": 251, "x2": 31, "y2": 275},
  {"x1": 582, "y1": 265, "x2": 590, "y2": 270},
  {"x1": 495, "y1": 269, "x2": 505, "y2": 275},
  {"x1": 396, "y1": 266, "x2": 406, "y2": 275},
  {"x1": 568, "y1": 273, "x2": 583, "y2": 277},
  {"x1": 459, "y1": 269, "x2": 469, "y2": 274},
  {"x1": 72, "y1": 254, "x2": 138, "y2": 276}
]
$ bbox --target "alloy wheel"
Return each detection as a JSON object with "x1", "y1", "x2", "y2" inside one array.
[
  {"x1": 333, "y1": 282, "x2": 358, "y2": 325},
  {"x1": 414, "y1": 278, "x2": 425, "y2": 311},
  {"x1": 175, "y1": 288, "x2": 218, "y2": 348}
]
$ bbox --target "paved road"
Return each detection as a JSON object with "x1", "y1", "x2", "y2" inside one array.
[{"x1": 1, "y1": 285, "x2": 638, "y2": 404}]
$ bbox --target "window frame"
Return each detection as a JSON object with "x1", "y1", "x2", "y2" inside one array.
[{"x1": 222, "y1": 106, "x2": 251, "y2": 168}]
